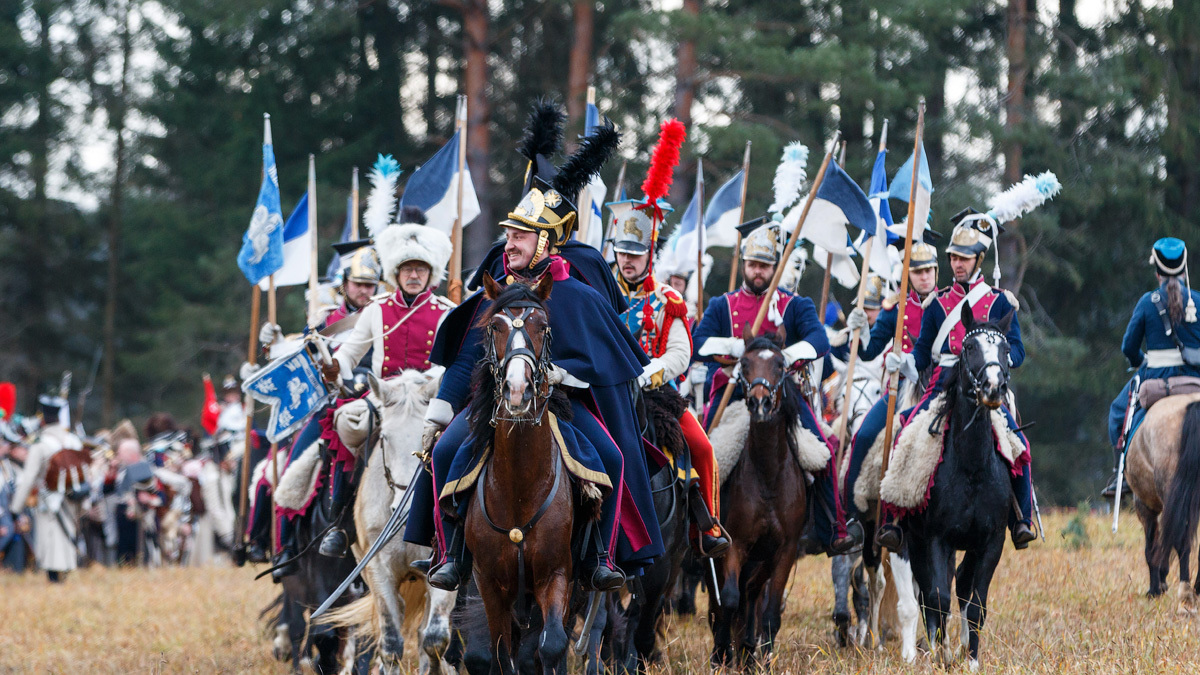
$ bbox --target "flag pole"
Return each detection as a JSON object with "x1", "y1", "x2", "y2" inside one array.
[
  {"x1": 267, "y1": 273, "x2": 279, "y2": 554},
  {"x1": 726, "y1": 141, "x2": 752, "y2": 292},
  {"x1": 576, "y1": 86, "x2": 597, "y2": 246},
  {"x1": 695, "y1": 157, "x2": 706, "y2": 320},
  {"x1": 449, "y1": 95, "x2": 467, "y2": 303},
  {"x1": 350, "y1": 166, "x2": 360, "y2": 240},
  {"x1": 601, "y1": 161, "x2": 627, "y2": 260},
  {"x1": 834, "y1": 121, "x2": 888, "y2": 472},
  {"x1": 816, "y1": 141, "x2": 848, "y2": 323},
  {"x1": 307, "y1": 154, "x2": 320, "y2": 328},
  {"x1": 876, "y1": 100, "x2": 925, "y2": 548},
  {"x1": 709, "y1": 131, "x2": 840, "y2": 430},
  {"x1": 234, "y1": 284, "x2": 261, "y2": 557}
]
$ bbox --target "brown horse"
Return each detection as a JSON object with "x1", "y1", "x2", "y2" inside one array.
[
  {"x1": 709, "y1": 334, "x2": 808, "y2": 669},
  {"x1": 463, "y1": 273, "x2": 585, "y2": 674},
  {"x1": 1124, "y1": 392, "x2": 1200, "y2": 613}
]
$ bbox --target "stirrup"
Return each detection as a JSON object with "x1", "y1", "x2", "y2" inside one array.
[
  {"x1": 428, "y1": 556, "x2": 464, "y2": 591},
  {"x1": 875, "y1": 523, "x2": 903, "y2": 551},
  {"x1": 318, "y1": 528, "x2": 349, "y2": 558},
  {"x1": 696, "y1": 522, "x2": 731, "y2": 558}
]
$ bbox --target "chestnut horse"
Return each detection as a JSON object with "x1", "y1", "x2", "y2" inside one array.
[
  {"x1": 710, "y1": 334, "x2": 808, "y2": 669},
  {"x1": 464, "y1": 274, "x2": 590, "y2": 674},
  {"x1": 1124, "y1": 392, "x2": 1200, "y2": 613}
]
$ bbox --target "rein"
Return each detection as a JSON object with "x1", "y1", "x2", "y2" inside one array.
[
  {"x1": 483, "y1": 301, "x2": 555, "y2": 426},
  {"x1": 962, "y1": 328, "x2": 1010, "y2": 408}
]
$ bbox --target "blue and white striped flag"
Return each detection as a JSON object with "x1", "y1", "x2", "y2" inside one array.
[
  {"x1": 888, "y1": 142, "x2": 933, "y2": 241},
  {"x1": 259, "y1": 192, "x2": 313, "y2": 289},
  {"x1": 857, "y1": 148, "x2": 899, "y2": 279},
  {"x1": 399, "y1": 129, "x2": 480, "y2": 236},
  {"x1": 237, "y1": 115, "x2": 285, "y2": 285},
  {"x1": 575, "y1": 100, "x2": 609, "y2": 251},
  {"x1": 704, "y1": 171, "x2": 744, "y2": 248}
]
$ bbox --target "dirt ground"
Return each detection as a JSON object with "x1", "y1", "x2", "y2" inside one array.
[{"x1": 1, "y1": 510, "x2": 1198, "y2": 674}]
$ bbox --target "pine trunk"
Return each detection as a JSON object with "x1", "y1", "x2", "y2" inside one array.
[
  {"x1": 566, "y1": 0, "x2": 594, "y2": 139},
  {"x1": 102, "y1": 1, "x2": 132, "y2": 427},
  {"x1": 1001, "y1": 0, "x2": 1029, "y2": 292},
  {"x1": 671, "y1": 0, "x2": 700, "y2": 205},
  {"x1": 462, "y1": 0, "x2": 492, "y2": 267}
]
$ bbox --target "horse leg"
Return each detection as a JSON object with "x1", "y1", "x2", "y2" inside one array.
[
  {"x1": 365, "y1": 561, "x2": 405, "y2": 673},
  {"x1": 421, "y1": 586, "x2": 458, "y2": 674},
  {"x1": 831, "y1": 555, "x2": 853, "y2": 648},
  {"x1": 736, "y1": 562, "x2": 764, "y2": 668},
  {"x1": 911, "y1": 538, "x2": 951, "y2": 660},
  {"x1": 1135, "y1": 499, "x2": 1166, "y2": 598},
  {"x1": 759, "y1": 552, "x2": 798, "y2": 668},
  {"x1": 956, "y1": 535, "x2": 1004, "y2": 671},
  {"x1": 888, "y1": 550, "x2": 921, "y2": 663},
  {"x1": 850, "y1": 555, "x2": 871, "y2": 647},
  {"x1": 709, "y1": 551, "x2": 740, "y2": 668},
  {"x1": 1177, "y1": 537, "x2": 1198, "y2": 615},
  {"x1": 477, "y1": 577, "x2": 516, "y2": 675},
  {"x1": 533, "y1": 572, "x2": 570, "y2": 675}
]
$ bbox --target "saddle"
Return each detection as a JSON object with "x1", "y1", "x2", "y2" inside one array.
[{"x1": 1138, "y1": 376, "x2": 1200, "y2": 410}]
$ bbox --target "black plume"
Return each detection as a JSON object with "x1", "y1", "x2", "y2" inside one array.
[
  {"x1": 553, "y1": 120, "x2": 620, "y2": 199},
  {"x1": 397, "y1": 205, "x2": 427, "y2": 225},
  {"x1": 517, "y1": 99, "x2": 566, "y2": 163}
]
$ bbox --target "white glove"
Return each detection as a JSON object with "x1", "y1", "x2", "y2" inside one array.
[
  {"x1": 698, "y1": 337, "x2": 745, "y2": 359},
  {"x1": 885, "y1": 352, "x2": 918, "y2": 382},
  {"x1": 258, "y1": 322, "x2": 283, "y2": 348},
  {"x1": 238, "y1": 361, "x2": 260, "y2": 382},
  {"x1": 828, "y1": 328, "x2": 850, "y2": 348},
  {"x1": 637, "y1": 361, "x2": 666, "y2": 390},
  {"x1": 781, "y1": 341, "x2": 818, "y2": 366},
  {"x1": 421, "y1": 399, "x2": 454, "y2": 460},
  {"x1": 846, "y1": 307, "x2": 869, "y2": 332}
]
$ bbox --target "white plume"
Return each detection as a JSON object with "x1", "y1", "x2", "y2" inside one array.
[
  {"x1": 986, "y1": 171, "x2": 1062, "y2": 224},
  {"x1": 363, "y1": 154, "x2": 402, "y2": 237},
  {"x1": 768, "y1": 142, "x2": 810, "y2": 215}
]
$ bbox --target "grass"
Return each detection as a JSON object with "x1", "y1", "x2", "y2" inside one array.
[{"x1": 1, "y1": 510, "x2": 1197, "y2": 673}]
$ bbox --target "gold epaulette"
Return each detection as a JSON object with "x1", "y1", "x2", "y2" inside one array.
[{"x1": 882, "y1": 292, "x2": 902, "y2": 311}]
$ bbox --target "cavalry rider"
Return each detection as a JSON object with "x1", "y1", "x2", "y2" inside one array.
[
  {"x1": 609, "y1": 196, "x2": 729, "y2": 558},
  {"x1": 9, "y1": 395, "x2": 84, "y2": 582},
  {"x1": 1104, "y1": 237, "x2": 1200, "y2": 497},
  {"x1": 876, "y1": 212, "x2": 1035, "y2": 549},
  {"x1": 692, "y1": 220, "x2": 861, "y2": 556},
  {"x1": 404, "y1": 114, "x2": 664, "y2": 592},
  {"x1": 839, "y1": 243, "x2": 939, "y2": 519}
]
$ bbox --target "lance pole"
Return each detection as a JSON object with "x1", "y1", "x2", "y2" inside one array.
[
  {"x1": 576, "y1": 86, "x2": 597, "y2": 247},
  {"x1": 708, "y1": 131, "x2": 840, "y2": 429},
  {"x1": 695, "y1": 157, "x2": 706, "y2": 319},
  {"x1": 267, "y1": 274, "x2": 280, "y2": 554},
  {"x1": 601, "y1": 161, "x2": 627, "y2": 260},
  {"x1": 449, "y1": 95, "x2": 467, "y2": 303},
  {"x1": 726, "y1": 141, "x2": 752, "y2": 292},
  {"x1": 307, "y1": 154, "x2": 320, "y2": 328},
  {"x1": 350, "y1": 166, "x2": 360, "y2": 240},
  {"x1": 235, "y1": 285, "x2": 261, "y2": 555},
  {"x1": 834, "y1": 121, "x2": 888, "y2": 471},
  {"x1": 876, "y1": 100, "x2": 925, "y2": 551}
]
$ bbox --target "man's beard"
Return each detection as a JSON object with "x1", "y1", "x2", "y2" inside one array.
[{"x1": 745, "y1": 275, "x2": 771, "y2": 295}]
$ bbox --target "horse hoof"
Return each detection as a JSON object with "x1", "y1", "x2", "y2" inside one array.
[{"x1": 968, "y1": 657, "x2": 980, "y2": 672}]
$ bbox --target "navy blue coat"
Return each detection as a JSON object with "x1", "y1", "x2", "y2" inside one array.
[{"x1": 1122, "y1": 283, "x2": 1200, "y2": 380}]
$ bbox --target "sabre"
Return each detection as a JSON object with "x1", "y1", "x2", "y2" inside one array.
[
  {"x1": 310, "y1": 462, "x2": 423, "y2": 620},
  {"x1": 573, "y1": 590, "x2": 605, "y2": 654},
  {"x1": 1112, "y1": 375, "x2": 1140, "y2": 534},
  {"x1": 708, "y1": 558, "x2": 722, "y2": 608},
  {"x1": 1031, "y1": 484, "x2": 1045, "y2": 542}
]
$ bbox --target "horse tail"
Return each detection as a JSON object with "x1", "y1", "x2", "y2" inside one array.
[
  {"x1": 1155, "y1": 401, "x2": 1200, "y2": 567},
  {"x1": 401, "y1": 578, "x2": 427, "y2": 634},
  {"x1": 323, "y1": 593, "x2": 378, "y2": 647}
]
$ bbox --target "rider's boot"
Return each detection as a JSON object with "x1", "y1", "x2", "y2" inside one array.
[
  {"x1": 246, "y1": 541, "x2": 269, "y2": 564},
  {"x1": 318, "y1": 467, "x2": 352, "y2": 558},
  {"x1": 271, "y1": 519, "x2": 300, "y2": 582},
  {"x1": 1011, "y1": 521, "x2": 1037, "y2": 549},
  {"x1": 875, "y1": 511, "x2": 903, "y2": 551},
  {"x1": 318, "y1": 528, "x2": 349, "y2": 558},
  {"x1": 579, "y1": 525, "x2": 625, "y2": 591},
  {"x1": 1010, "y1": 463, "x2": 1038, "y2": 550},
  {"x1": 428, "y1": 522, "x2": 470, "y2": 592},
  {"x1": 1102, "y1": 445, "x2": 1132, "y2": 498},
  {"x1": 687, "y1": 484, "x2": 730, "y2": 558}
]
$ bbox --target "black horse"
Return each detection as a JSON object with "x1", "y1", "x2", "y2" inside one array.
[{"x1": 901, "y1": 306, "x2": 1017, "y2": 668}]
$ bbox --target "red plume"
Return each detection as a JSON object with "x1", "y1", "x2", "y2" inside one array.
[
  {"x1": 0, "y1": 382, "x2": 14, "y2": 420},
  {"x1": 640, "y1": 118, "x2": 686, "y2": 209}
]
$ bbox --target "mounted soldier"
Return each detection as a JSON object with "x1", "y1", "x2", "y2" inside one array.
[
  {"x1": 403, "y1": 101, "x2": 663, "y2": 592},
  {"x1": 1104, "y1": 237, "x2": 1200, "y2": 497},
  {"x1": 875, "y1": 211, "x2": 1036, "y2": 550},
  {"x1": 839, "y1": 242, "x2": 939, "y2": 520},
  {"x1": 693, "y1": 219, "x2": 861, "y2": 555},
  {"x1": 607, "y1": 138, "x2": 729, "y2": 558}
]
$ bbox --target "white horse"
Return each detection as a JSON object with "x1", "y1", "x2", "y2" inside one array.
[{"x1": 327, "y1": 369, "x2": 457, "y2": 675}]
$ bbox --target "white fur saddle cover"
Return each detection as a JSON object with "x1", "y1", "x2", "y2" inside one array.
[
  {"x1": 878, "y1": 396, "x2": 1029, "y2": 513},
  {"x1": 274, "y1": 441, "x2": 324, "y2": 512},
  {"x1": 708, "y1": 400, "x2": 832, "y2": 485},
  {"x1": 845, "y1": 412, "x2": 904, "y2": 513},
  {"x1": 333, "y1": 396, "x2": 378, "y2": 457}
]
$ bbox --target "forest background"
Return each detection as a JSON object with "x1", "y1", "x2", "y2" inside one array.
[{"x1": 0, "y1": 0, "x2": 1193, "y2": 506}]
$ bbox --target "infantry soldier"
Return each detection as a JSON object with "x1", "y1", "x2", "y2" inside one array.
[
  {"x1": 692, "y1": 220, "x2": 861, "y2": 555},
  {"x1": 877, "y1": 212, "x2": 1035, "y2": 549},
  {"x1": 1104, "y1": 237, "x2": 1200, "y2": 497}
]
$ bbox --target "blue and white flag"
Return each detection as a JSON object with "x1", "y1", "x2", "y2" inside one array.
[
  {"x1": 888, "y1": 142, "x2": 933, "y2": 240},
  {"x1": 242, "y1": 346, "x2": 331, "y2": 443},
  {"x1": 786, "y1": 161, "x2": 874, "y2": 258},
  {"x1": 259, "y1": 192, "x2": 313, "y2": 289},
  {"x1": 704, "y1": 170, "x2": 743, "y2": 248},
  {"x1": 660, "y1": 184, "x2": 703, "y2": 275},
  {"x1": 237, "y1": 115, "x2": 285, "y2": 285},
  {"x1": 324, "y1": 197, "x2": 355, "y2": 281},
  {"x1": 399, "y1": 130, "x2": 480, "y2": 236},
  {"x1": 858, "y1": 149, "x2": 899, "y2": 279},
  {"x1": 575, "y1": 101, "x2": 609, "y2": 251}
]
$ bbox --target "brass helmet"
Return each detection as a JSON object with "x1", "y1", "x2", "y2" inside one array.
[
  {"x1": 946, "y1": 208, "x2": 1003, "y2": 258},
  {"x1": 863, "y1": 275, "x2": 887, "y2": 310},
  {"x1": 739, "y1": 218, "x2": 781, "y2": 265},
  {"x1": 909, "y1": 242, "x2": 939, "y2": 271},
  {"x1": 344, "y1": 247, "x2": 382, "y2": 285}
]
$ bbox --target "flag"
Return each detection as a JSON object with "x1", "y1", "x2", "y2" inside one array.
[
  {"x1": 704, "y1": 170, "x2": 743, "y2": 248},
  {"x1": 576, "y1": 101, "x2": 609, "y2": 250},
  {"x1": 242, "y1": 346, "x2": 331, "y2": 442},
  {"x1": 862, "y1": 149, "x2": 898, "y2": 279},
  {"x1": 398, "y1": 130, "x2": 481, "y2": 236},
  {"x1": 785, "y1": 161, "x2": 874, "y2": 258},
  {"x1": 258, "y1": 193, "x2": 312, "y2": 289},
  {"x1": 237, "y1": 115, "x2": 284, "y2": 285},
  {"x1": 812, "y1": 244, "x2": 861, "y2": 289},
  {"x1": 888, "y1": 142, "x2": 933, "y2": 240},
  {"x1": 659, "y1": 182, "x2": 703, "y2": 275},
  {"x1": 324, "y1": 197, "x2": 354, "y2": 280}
]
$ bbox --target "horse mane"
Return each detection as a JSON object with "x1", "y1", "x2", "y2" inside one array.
[{"x1": 467, "y1": 283, "x2": 572, "y2": 459}]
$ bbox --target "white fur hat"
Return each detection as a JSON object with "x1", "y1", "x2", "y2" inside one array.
[{"x1": 374, "y1": 223, "x2": 453, "y2": 289}]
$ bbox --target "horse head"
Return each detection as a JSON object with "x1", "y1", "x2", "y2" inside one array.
[
  {"x1": 480, "y1": 272, "x2": 553, "y2": 422},
  {"x1": 368, "y1": 367, "x2": 443, "y2": 447},
  {"x1": 738, "y1": 333, "x2": 790, "y2": 423},
  {"x1": 958, "y1": 303, "x2": 1014, "y2": 409}
]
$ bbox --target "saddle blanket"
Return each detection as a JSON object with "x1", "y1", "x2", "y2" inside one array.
[
  {"x1": 708, "y1": 400, "x2": 831, "y2": 485},
  {"x1": 275, "y1": 440, "x2": 324, "y2": 517},
  {"x1": 877, "y1": 396, "x2": 1028, "y2": 516}
]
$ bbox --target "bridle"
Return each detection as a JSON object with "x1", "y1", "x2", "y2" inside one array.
[
  {"x1": 739, "y1": 358, "x2": 787, "y2": 418},
  {"x1": 960, "y1": 327, "x2": 1010, "y2": 408},
  {"x1": 483, "y1": 301, "x2": 554, "y2": 426}
]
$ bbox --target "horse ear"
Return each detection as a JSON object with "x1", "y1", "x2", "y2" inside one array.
[
  {"x1": 996, "y1": 310, "x2": 1014, "y2": 334},
  {"x1": 482, "y1": 272, "x2": 502, "y2": 300},
  {"x1": 367, "y1": 373, "x2": 387, "y2": 405},
  {"x1": 534, "y1": 273, "x2": 554, "y2": 302},
  {"x1": 960, "y1": 301, "x2": 975, "y2": 331},
  {"x1": 776, "y1": 326, "x2": 787, "y2": 346}
]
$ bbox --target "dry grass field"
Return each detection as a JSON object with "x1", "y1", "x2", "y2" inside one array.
[{"x1": 2, "y1": 509, "x2": 1198, "y2": 674}]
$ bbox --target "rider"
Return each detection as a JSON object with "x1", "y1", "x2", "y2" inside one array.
[
  {"x1": 405, "y1": 116, "x2": 664, "y2": 592},
  {"x1": 608, "y1": 195, "x2": 730, "y2": 558},
  {"x1": 838, "y1": 243, "x2": 939, "y2": 518},
  {"x1": 876, "y1": 210, "x2": 1035, "y2": 550},
  {"x1": 1104, "y1": 237, "x2": 1200, "y2": 497},
  {"x1": 692, "y1": 219, "x2": 862, "y2": 556}
]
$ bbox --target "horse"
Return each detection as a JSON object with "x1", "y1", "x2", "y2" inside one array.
[
  {"x1": 1124, "y1": 392, "x2": 1200, "y2": 613},
  {"x1": 326, "y1": 369, "x2": 459, "y2": 674},
  {"x1": 708, "y1": 334, "x2": 810, "y2": 669},
  {"x1": 463, "y1": 273, "x2": 596, "y2": 674},
  {"x1": 606, "y1": 387, "x2": 692, "y2": 673},
  {"x1": 900, "y1": 306, "x2": 1018, "y2": 669}
]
